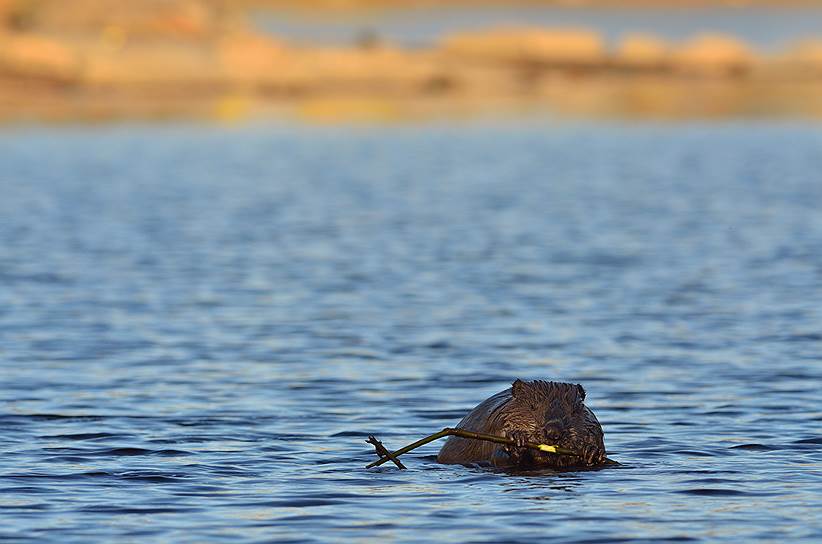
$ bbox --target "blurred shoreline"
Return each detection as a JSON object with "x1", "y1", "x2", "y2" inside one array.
[
  {"x1": 2, "y1": 0, "x2": 822, "y2": 123},
  {"x1": 237, "y1": 1, "x2": 822, "y2": 8}
]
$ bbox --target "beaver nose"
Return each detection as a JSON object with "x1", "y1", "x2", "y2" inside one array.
[
  {"x1": 543, "y1": 429, "x2": 562, "y2": 443},
  {"x1": 542, "y1": 419, "x2": 564, "y2": 440}
]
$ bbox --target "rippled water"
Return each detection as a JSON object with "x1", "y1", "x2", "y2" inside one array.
[{"x1": 2, "y1": 120, "x2": 821, "y2": 542}]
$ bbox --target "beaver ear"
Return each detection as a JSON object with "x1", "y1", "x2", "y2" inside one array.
[
  {"x1": 576, "y1": 384, "x2": 586, "y2": 401},
  {"x1": 511, "y1": 379, "x2": 528, "y2": 398}
]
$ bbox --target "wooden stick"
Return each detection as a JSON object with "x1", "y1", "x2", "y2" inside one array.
[
  {"x1": 366, "y1": 427, "x2": 585, "y2": 469},
  {"x1": 366, "y1": 435, "x2": 406, "y2": 469},
  {"x1": 366, "y1": 428, "x2": 453, "y2": 469}
]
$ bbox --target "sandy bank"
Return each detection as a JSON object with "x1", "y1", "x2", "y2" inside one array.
[{"x1": 2, "y1": 1, "x2": 822, "y2": 121}]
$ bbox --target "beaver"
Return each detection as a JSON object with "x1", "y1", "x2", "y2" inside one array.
[{"x1": 437, "y1": 379, "x2": 607, "y2": 469}]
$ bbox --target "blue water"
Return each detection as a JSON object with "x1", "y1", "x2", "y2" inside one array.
[
  {"x1": 256, "y1": 6, "x2": 822, "y2": 50},
  {"x1": 1, "y1": 120, "x2": 821, "y2": 542}
]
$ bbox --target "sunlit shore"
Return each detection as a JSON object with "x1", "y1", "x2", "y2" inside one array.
[
  {"x1": 2, "y1": 0, "x2": 822, "y2": 122},
  {"x1": 238, "y1": 0, "x2": 822, "y2": 8}
]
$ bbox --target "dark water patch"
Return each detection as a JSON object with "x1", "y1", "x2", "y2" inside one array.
[
  {"x1": 169, "y1": 417, "x2": 264, "y2": 428},
  {"x1": 409, "y1": 410, "x2": 474, "y2": 420},
  {"x1": 0, "y1": 486, "x2": 53, "y2": 494},
  {"x1": 329, "y1": 430, "x2": 366, "y2": 437},
  {"x1": 678, "y1": 488, "x2": 752, "y2": 496},
  {"x1": 90, "y1": 448, "x2": 192, "y2": 457},
  {"x1": 794, "y1": 437, "x2": 822, "y2": 445},
  {"x1": 1, "y1": 471, "x2": 113, "y2": 481},
  {"x1": 313, "y1": 456, "x2": 362, "y2": 466},
  {"x1": 774, "y1": 372, "x2": 820, "y2": 380},
  {"x1": 333, "y1": 350, "x2": 384, "y2": 360},
  {"x1": 117, "y1": 472, "x2": 190, "y2": 483},
  {"x1": 681, "y1": 477, "x2": 741, "y2": 485},
  {"x1": 181, "y1": 464, "x2": 251, "y2": 477},
  {"x1": 668, "y1": 469, "x2": 746, "y2": 476},
  {"x1": 258, "y1": 499, "x2": 343, "y2": 508},
  {"x1": 78, "y1": 505, "x2": 198, "y2": 514},
  {"x1": 37, "y1": 446, "x2": 191, "y2": 457},
  {"x1": 0, "y1": 414, "x2": 110, "y2": 423},
  {"x1": 266, "y1": 434, "x2": 311, "y2": 441},
  {"x1": 567, "y1": 539, "x2": 698, "y2": 544},
  {"x1": 701, "y1": 410, "x2": 747, "y2": 417},
  {"x1": 730, "y1": 444, "x2": 779, "y2": 451},
  {"x1": 274, "y1": 514, "x2": 345, "y2": 523},
  {"x1": 449, "y1": 475, "x2": 500, "y2": 484},
  {"x1": 42, "y1": 455, "x2": 96, "y2": 463},
  {"x1": 0, "y1": 503, "x2": 50, "y2": 511},
  {"x1": 260, "y1": 444, "x2": 293, "y2": 452},
  {"x1": 0, "y1": 271, "x2": 73, "y2": 285},
  {"x1": 759, "y1": 333, "x2": 822, "y2": 343},
  {"x1": 42, "y1": 432, "x2": 122, "y2": 441},
  {"x1": 5, "y1": 470, "x2": 190, "y2": 484},
  {"x1": 170, "y1": 484, "x2": 227, "y2": 493}
]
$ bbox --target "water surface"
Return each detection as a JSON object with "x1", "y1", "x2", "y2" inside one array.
[{"x1": 1, "y1": 120, "x2": 821, "y2": 542}]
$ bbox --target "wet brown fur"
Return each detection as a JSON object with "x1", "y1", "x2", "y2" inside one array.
[{"x1": 437, "y1": 379, "x2": 606, "y2": 469}]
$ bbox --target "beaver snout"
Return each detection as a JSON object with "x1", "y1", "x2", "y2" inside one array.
[{"x1": 535, "y1": 417, "x2": 606, "y2": 468}]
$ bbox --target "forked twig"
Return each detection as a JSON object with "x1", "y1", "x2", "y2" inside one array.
[{"x1": 366, "y1": 435, "x2": 406, "y2": 469}]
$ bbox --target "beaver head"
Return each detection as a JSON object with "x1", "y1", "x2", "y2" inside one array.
[{"x1": 500, "y1": 379, "x2": 606, "y2": 468}]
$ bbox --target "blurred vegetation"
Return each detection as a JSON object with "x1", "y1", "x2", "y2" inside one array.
[
  {"x1": 1, "y1": 0, "x2": 822, "y2": 122},
  {"x1": 233, "y1": 0, "x2": 822, "y2": 8}
]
